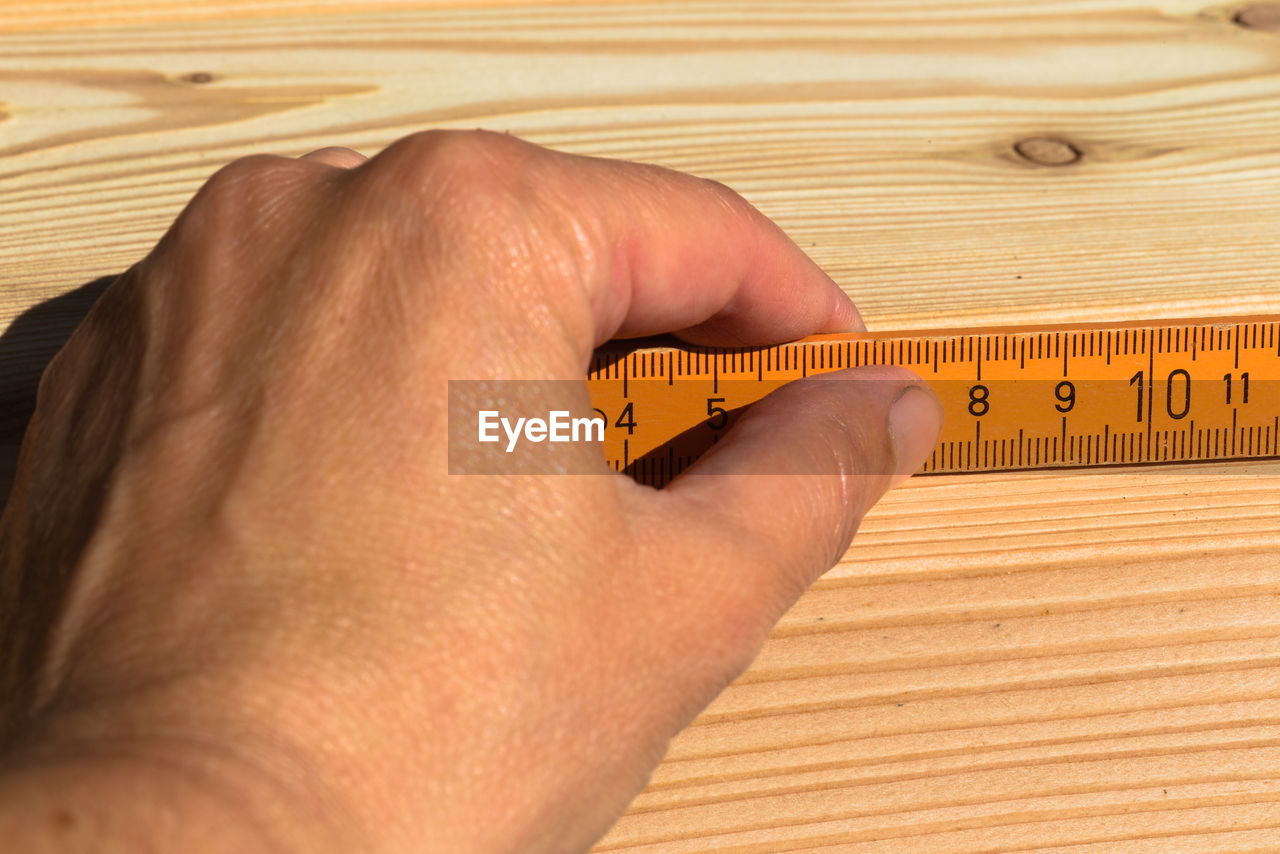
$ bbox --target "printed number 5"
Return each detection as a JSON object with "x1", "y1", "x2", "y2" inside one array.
[{"x1": 706, "y1": 397, "x2": 729, "y2": 430}]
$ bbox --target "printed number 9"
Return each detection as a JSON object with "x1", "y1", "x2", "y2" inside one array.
[{"x1": 1054, "y1": 381, "x2": 1076, "y2": 413}]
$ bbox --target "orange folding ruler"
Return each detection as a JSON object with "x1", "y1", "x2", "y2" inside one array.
[{"x1": 587, "y1": 316, "x2": 1280, "y2": 486}]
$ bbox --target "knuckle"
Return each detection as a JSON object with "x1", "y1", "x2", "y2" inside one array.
[
  {"x1": 374, "y1": 129, "x2": 537, "y2": 206},
  {"x1": 201, "y1": 153, "x2": 311, "y2": 201},
  {"x1": 363, "y1": 129, "x2": 597, "y2": 288},
  {"x1": 302, "y1": 146, "x2": 366, "y2": 167},
  {"x1": 783, "y1": 384, "x2": 891, "y2": 523},
  {"x1": 171, "y1": 155, "x2": 320, "y2": 252},
  {"x1": 795, "y1": 377, "x2": 897, "y2": 469},
  {"x1": 699, "y1": 175, "x2": 736, "y2": 198},
  {"x1": 699, "y1": 175, "x2": 753, "y2": 215}
]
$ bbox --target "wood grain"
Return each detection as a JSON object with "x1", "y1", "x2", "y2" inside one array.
[{"x1": 3, "y1": 1, "x2": 1280, "y2": 850}]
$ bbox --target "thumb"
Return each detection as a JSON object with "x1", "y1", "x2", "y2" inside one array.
[{"x1": 663, "y1": 365, "x2": 942, "y2": 605}]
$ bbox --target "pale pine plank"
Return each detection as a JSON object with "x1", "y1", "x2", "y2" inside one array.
[
  {"x1": 3, "y1": 2, "x2": 1280, "y2": 851},
  {"x1": 0, "y1": 0, "x2": 659, "y2": 34},
  {"x1": 607, "y1": 465, "x2": 1280, "y2": 849}
]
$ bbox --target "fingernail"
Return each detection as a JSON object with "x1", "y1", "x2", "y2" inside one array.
[{"x1": 888, "y1": 386, "x2": 942, "y2": 487}]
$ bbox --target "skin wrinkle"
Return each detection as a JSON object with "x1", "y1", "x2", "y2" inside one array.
[{"x1": 10, "y1": 723, "x2": 358, "y2": 854}]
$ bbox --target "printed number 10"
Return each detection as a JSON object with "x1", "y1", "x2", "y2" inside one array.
[{"x1": 1129, "y1": 370, "x2": 1192, "y2": 422}]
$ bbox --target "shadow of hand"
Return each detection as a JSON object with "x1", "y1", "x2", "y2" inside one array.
[{"x1": 0, "y1": 275, "x2": 116, "y2": 510}]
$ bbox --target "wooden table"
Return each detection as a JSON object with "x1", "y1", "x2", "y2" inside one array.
[{"x1": 4, "y1": 2, "x2": 1280, "y2": 850}]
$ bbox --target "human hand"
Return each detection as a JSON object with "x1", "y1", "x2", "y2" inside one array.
[{"x1": 0, "y1": 132, "x2": 941, "y2": 852}]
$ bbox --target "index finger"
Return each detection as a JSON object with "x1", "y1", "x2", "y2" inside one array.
[{"x1": 565, "y1": 153, "x2": 864, "y2": 347}]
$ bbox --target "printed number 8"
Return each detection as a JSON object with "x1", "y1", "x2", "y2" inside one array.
[{"x1": 968, "y1": 384, "x2": 989, "y2": 417}]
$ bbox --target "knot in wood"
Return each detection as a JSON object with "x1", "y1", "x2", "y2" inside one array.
[
  {"x1": 1013, "y1": 137, "x2": 1082, "y2": 167},
  {"x1": 1234, "y1": 3, "x2": 1280, "y2": 30},
  {"x1": 180, "y1": 71, "x2": 215, "y2": 85}
]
